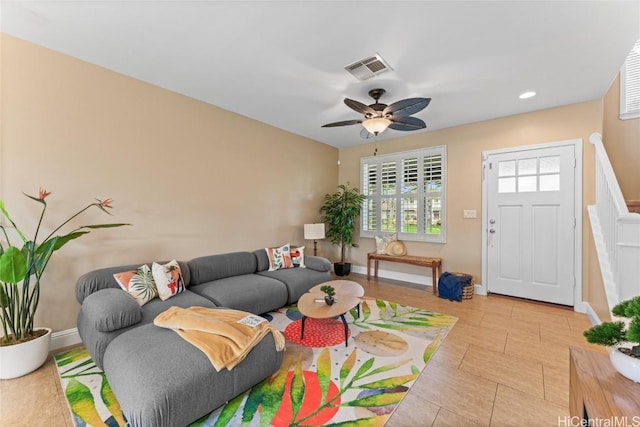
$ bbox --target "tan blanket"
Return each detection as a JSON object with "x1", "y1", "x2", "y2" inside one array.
[{"x1": 153, "y1": 306, "x2": 285, "y2": 372}]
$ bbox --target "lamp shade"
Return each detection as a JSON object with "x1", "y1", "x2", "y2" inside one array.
[
  {"x1": 362, "y1": 117, "x2": 391, "y2": 135},
  {"x1": 304, "y1": 223, "x2": 325, "y2": 240}
]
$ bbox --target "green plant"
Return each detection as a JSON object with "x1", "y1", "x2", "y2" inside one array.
[
  {"x1": 0, "y1": 188, "x2": 129, "y2": 346},
  {"x1": 319, "y1": 183, "x2": 366, "y2": 265},
  {"x1": 320, "y1": 285, "x2": 335, "y2": 298},
  {"x1": 584, "y1": 296, "x2": 640, "y2": 358}
]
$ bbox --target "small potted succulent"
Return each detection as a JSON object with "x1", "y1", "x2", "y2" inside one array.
[
  {"x1": 320, "y1": 285, "x2": 336, "y2": 306},
  {"x1": 583, "y1": 295, "x2": 640, "y2": 382}
]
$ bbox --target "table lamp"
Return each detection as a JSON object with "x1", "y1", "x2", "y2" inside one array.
[{"x1": 303, "y1": 223, "x2": 325, "y2": 256}]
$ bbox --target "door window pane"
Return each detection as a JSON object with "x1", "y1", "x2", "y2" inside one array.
[
  {"x1": 518, "y1": 158, "x2": 537, "y2": 175},
  {"x1": 498, "y1": 161, "x2": 516, "y2": 177},
  {"x1": 499, "y1": 177, "x2": 516, "y2": 193},
  {"x1": 540, "y1": 174, "x2": 560, "y2": 191},
  {"x1": 518, "y1": 176, "x2": 537, "y2": 192},
  {"x1": 540, "y1": 156, "x2": 560, "y2": 174}
]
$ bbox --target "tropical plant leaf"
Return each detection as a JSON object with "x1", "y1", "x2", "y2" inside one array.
[
  {"x1": 357, "y1": 374, "x2": 418, "y2": 390},
  {"x1": 256, "y1": 364, "x2": 289, "y2": 427},
  {"x1": 352, "y1": 357, "x2": 375, "y2": 381},
  {"x1": 50, "y1": 231, "x2": 90, "y2": 251},
  {"x1": 316, "y1": 347, "x2": 332, "y2": 404},
  {"x1": 423, "y1": 334, "x2": 443, "y2": 363},
  {"x1": 0, "y1": 246, "x2": 27, "y2": 283},
  {"x1": 100, "y1": 374, "x2": 127, "y2": 426},
  {"x1": 241, "y1": 381, "x2": 264, "y2": 424},
  {"x1": 212, "y1": 392, "x2": 245, "y2": 427},
  {"x1": 411, "y1": 365, "x2": 420, "y2": 375},
  {"x1": 342, "y1": 391, "x2": 405, "y2": 407},
  {"x1": 0, "y1": 201, "x2": 27, "y2": 242},
  {"x1": 66, "y1": 378, "x2": 107, "y2": 427},
  {"x1": 290, "y1": 360, "x2": 305, "y2": 423},
  {"x1": 375, "y1": 299, "x2": 387, "y2": 314},
  {"x1": 359, "y1": 358, "x2": 412, "y2": 379},
  {"x1": 325, "y1": 415, "x2": 388, "y2": 427},
  {"x1": 78, "y1": 223, "x2": 131, "y2": 229},
  {"x1": 340, "y1": 349, "x2": 357, "y2": 387},
  {"x1": 361, "y1": 301, "x2": 371, "y2": 321},
  {"x1": 389, "y1": 301, "x2": 398, "y2": 316}
]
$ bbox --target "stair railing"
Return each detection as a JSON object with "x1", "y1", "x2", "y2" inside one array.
[{"x1": 589, "y1": 133, "x2": 640, "y2": 309}]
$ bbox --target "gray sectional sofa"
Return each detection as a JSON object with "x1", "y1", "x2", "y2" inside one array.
[{"x1": 76, "y1": 249, "x2": 332, "y2": 426}]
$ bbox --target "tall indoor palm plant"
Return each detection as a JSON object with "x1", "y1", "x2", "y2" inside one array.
[
  {"x1": 320, "y1": 183, "x2": 366, "y2": 276},
  {"x1": 0, "y1": 188, "x2": 129, "y2": 346}
]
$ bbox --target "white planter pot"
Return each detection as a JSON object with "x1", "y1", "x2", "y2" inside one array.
[
  {"x1": 0, "y1": 328, "x2": 52, "y2": 380},
  {"x1": 610, "y1": 346, "x2": 640, "y2": 383}
]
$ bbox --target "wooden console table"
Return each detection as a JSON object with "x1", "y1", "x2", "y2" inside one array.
[
  {"x1": 366, "y1": 253, "x2": 442, "y2": 294},
  {"x1": 569, "y1": 347, "x2": 640, "y2": 421}
]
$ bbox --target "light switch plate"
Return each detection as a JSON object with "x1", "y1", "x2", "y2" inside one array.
[{"x1": 463, "y1": 210, "x2": 477, "y2": 219}]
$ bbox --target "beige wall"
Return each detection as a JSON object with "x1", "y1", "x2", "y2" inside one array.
[
  {"x1": 603, "y1": 74, "x2": 640, "y2": 200},
  {"x1": 337, "y1": 101, "x2": 604, "y2": 301},
  {"x1": 0, "y1": 34, "x2": 338, "y2": 332}
]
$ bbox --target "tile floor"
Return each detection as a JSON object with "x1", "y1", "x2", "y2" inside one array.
[{"x1": 0, "y1": 274, "x2": 607, "y2": 426}]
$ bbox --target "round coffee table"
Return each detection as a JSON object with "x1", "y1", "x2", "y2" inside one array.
[{"x1": 297, "y1": 292, "x2": 360, "y2": 347}]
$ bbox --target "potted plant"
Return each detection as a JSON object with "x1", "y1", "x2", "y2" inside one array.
[
  {"x1": 583, "y1": 295, "x2": 640, "y2": 382},
  {"x1": 320, "y1": 284, "x2": 336, "y2": 306},
  {"x1": 320, "y1": 183, "x2": 366, "y2": 276},
  {"x1": 0, "y1": 188, "x2": 129, "y2": 379}
]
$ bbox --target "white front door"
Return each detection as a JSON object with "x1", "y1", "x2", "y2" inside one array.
[{"x1": 485, "y1": 143, "x2": 577, "y2": 306}]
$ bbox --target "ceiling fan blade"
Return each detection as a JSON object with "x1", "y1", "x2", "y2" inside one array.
[
  {"x1": 389, "y1": 116, "x2": 426, "y2": 131},
  {"x1": 383, "y1": 98, "x2": 431, "y2": 118},
  {"x1": 344, "y1": 98, "x2": 376, "y2": 116},
  {"x1": 321, "y1": 119, "x2": 362, "y2": 128},
  {"x1": 360, "y1": 127, "x2": 374, "y2": 139}
]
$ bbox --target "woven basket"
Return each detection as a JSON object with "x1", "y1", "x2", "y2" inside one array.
[{"x1": 450, "y1": 272, "x2": 475, "y2": 300}]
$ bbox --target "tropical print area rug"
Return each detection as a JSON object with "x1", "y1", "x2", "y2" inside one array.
[{"x1": 55, "y1": 297, "x2": 457, "y2": 427}]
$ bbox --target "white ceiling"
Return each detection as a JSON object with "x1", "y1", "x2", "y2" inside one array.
[{"x1": 2, "y1": 1, "x2": 639, "y2": 148}]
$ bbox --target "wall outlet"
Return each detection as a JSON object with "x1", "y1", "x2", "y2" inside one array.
[{"x1": 463, "y1": 210, "x2": 477, "y2": 219}]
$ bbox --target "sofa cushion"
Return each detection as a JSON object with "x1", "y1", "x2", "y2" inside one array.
[
  {"x1": 188, "y1": 252, "x2": 257, "y2": 285},
  {"x1": 152, "y1": 260, "x2": 186, "y2": 301},
  {"x1": 290, "y1": 246, "x2": 306, "y2": 268},
  {"x1": 265, "y1": 243, "x2": 294, "y2": 271},
  {"x1": 102, "y1": 322, "x2": 283, "y2": 426},
  {"x1": 82, "y1": 288, "x2": 143, "y2": 332},
  {"x1": 76, "y1": 260, "x2": 191, "y2": 304},
  {"x1": 113, "y1": 265, "x2": 158, "y2": 306},
  {"x1": 189, "y1": 274, "x2": 288, "y2": 314},
  {"x1": 258, "y1": 267, "x2": 332, "y2": 304}
]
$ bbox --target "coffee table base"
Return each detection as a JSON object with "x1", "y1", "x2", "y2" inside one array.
[{"x1": 301, "y1": 314, "x2": 349, "y2": 347}]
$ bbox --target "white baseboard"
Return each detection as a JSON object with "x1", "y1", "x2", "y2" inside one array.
[
  {"x1": 51, "y1": 328, "x2": 81, "y2": 351},
  {"x1": 578, "y1": 302, "x2": 602, "y2": 326}
]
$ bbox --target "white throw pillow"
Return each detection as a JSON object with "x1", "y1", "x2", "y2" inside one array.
[{"x1": 152, "y1": 260, "x2": 186, "y2": 301}]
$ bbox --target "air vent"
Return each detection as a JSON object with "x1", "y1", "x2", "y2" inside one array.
[{"x1": 344, "y1": 53, "x2": 393, "y2": 81}]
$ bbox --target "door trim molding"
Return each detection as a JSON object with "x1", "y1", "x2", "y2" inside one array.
[{"x1": 481, "y1": 138, "x2": 583, "y2": 308}]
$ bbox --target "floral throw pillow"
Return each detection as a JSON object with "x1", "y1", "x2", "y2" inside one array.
[
  {"x1": 374, "y1": 233, "x2": 397, "y2": 254},
  {"x1": 152, "y1": 260, "x2": 186, "y2": 301},
  {"x1": 265, "y1": 244, "x2": 293, "y2": 271},
  {"x1": 290, "y1": 246, "x2": 306, "y2": 268},
  {"x1": 113, "y1": 265, "x2": 158, "y2": 306}
]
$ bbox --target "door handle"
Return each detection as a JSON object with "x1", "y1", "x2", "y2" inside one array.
[{"x1": 489, "y1": 229, "x2": 496, "y2": 234}]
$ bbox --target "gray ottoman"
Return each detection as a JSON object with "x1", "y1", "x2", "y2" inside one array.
[{"x1": 102, "y1": 322, "x2": 283, "y2": 427}]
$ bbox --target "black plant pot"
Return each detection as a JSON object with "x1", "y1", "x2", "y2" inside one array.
[
  {"x1": 324, "y1": 296, "x2": 335, "y2": 306},
  {"x1": 334, "y1": 262, "x2": 351, "y2": 277}
]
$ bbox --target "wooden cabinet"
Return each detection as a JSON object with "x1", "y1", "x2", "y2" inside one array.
[{"x1": 569, "y1": 347, "x2": 640, "y2": 423}]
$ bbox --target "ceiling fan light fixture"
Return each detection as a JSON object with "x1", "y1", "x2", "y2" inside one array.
[{"x1": 362, "y1": 117, "x2": 391, "y2": 135}]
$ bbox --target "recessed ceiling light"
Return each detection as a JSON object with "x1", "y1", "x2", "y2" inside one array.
[{"x1": 519, "y1": 91, "x2": 536, "y2": 99}]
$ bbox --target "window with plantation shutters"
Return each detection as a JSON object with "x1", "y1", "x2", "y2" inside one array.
[
  {"x1": 361, "y1": 146, "x2": 446, "y2": 243},
  {"x1": 620, "y1": 39, "x2": 640, "y2": 120}
]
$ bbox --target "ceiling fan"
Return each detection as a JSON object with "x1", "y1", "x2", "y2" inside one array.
[{"x1": 322, "y1": 88, "x2": 431, "y2": 139}]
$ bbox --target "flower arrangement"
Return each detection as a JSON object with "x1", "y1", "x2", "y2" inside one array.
[{"x1": 0, "y1": 188, "x2": 129, "y2": 346}]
